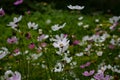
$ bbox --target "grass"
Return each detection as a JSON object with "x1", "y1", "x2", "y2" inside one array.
[{"x1": 0, "y1": 9, "x2": 120, "y2": 80}]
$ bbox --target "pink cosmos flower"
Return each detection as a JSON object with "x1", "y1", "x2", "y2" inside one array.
[
  {"x1": 25, "y1": 32, "x2": 31, "y2": 39},
  {"x1": 28, "y1": 43, "x2": 35, "y2": 49},
  {"x1": 0, "y1": 8, "x2": 5, "y2": 16},
  {"x1": 41, "y1": 42, "x2": 47, "y2": 48},
  {"x1": 80, "y1": 62, "x2": 91, "y2": 68},
  {"x1": 7, "y1": 36, "x2": 18, "y2": 44},
  {"x1": 108, "y1": 44, "x2": 115, "y2": 49},
  {"x1": 14, "y1": 0, "x2": 23, "y2": 5},
  {"x1": 82, "y1": 70, "x2": 95, "y2": 76},
  {"x1": 73, "y1": 40, "x2": 80, "y2": 45}
]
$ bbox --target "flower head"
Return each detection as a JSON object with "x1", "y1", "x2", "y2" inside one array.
[
  {"x1": 4, "y1": 70, "x2": 21, "y2": 80},
  {"x1": 7, "y1": 36, "x2": 18, "y2": 44},
  {"x1": 82, "y1": 70, "x2": 95, "y2": 76},
  {"x1": 14, "y1": 0, "x2": 23, "y2": 5},
  {"x1": 67, "y1": 5, "x2": 84, "y2": 10},
  {"x1": 27, "y1": 22, "x2": 38, "y2": 30},
  {"x1": 0, "y1": 8, "x2": 5, "y2": 16},
  {"x1": 51, "y1": 23, "x2": 66, "y2": 31}
]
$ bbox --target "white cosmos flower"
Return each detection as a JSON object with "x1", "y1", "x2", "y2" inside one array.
[
  {"x1": 7, "y1": 15, "x2": 22, "y2": 30},
  {"x1": 27, "y1": 22, "x2": 38, "y2": 30},
  {"x1": 51, "y1": 23, "x2": 66, "y2": 31},
  {"x1": 53, "y1": 34, "x2": 70, "y2": 55},
  {"x1": 75, "y1": 52, "x2": 84, "y2": 57},
  {"x1": 96, "y1": 51, "x2": 103, "y2": 56},
  {"x1": 53, "y1": 62, "x2": 64, "y2": 72},
  {"x1": 0, "y1": 47, "x2": 9, "y2": 59},
  {"x1": 63, "y1": 53, "x2": 72, "y2": 63},
  {"x1": 78, "y1": 22, "x2": 83, "y2": 26},
  {"x1": 109, "y1": 16, "x2": 120, "y2": 23},
  {"x1": 4, "y1": 70, "x2": 21, "y2": 80},
  {"x1": 78, "y1": 16, "x2": 84, "y2": 20},
  {"x1": 67, "y1": 5, "x2": 84, "y2": 10}
]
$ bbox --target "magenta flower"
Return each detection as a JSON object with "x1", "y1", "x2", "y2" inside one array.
[
  {"x1": 94, "y1": 73, "x2": 112, "y2": 80},
  {"x1": 73, "y1": 40, "x2": 80, "y2": 45},
  {"x1": 7, "y1": 36, "x2": 18, "y2": 44},
  {"x1": 14, "y1": 0, "x2": 23, "y2": 5},
  {"x1": 80, "y1": 62, "x2": 91, "y2": 68},
  {"x1": 0, "y1": 8, "x2": 5, "y2": 16},
  {"x1": 25, "y1": 32, "x2": 31, "y2": 39},
  {"x1": 28, "y1": 43, "x2": 35, "y2": 49},
  {"x1": 82, "y1": 70, "x2": 95, "y2": 76}
]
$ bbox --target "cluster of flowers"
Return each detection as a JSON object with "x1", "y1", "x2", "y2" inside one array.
[{"x1": 0, "y1": 5, "x2": 120, "y2": 80}]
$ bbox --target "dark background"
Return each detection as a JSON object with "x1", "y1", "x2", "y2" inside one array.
[{"x1": 0, "y1": 0, "x2": 120, "y2": 15}]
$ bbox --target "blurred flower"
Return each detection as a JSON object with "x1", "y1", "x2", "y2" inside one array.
[
  {"x1": 37, "y1": 34, "x2": 49, "y2": 41},
  {"x1": 13, "y1": 48, "x2": 21, "y2": 56},
  {"x1": 4, "y1": 70, "x2": 21, "y2": 80},
  {"x1": 82, "y1": 70, "x2": 95, "y2": 76},
  {"x1": 73, "y1": 40, "x2": 80, "y2": 45},
  {"x1": 31, "y1": 53, "x2": 42, "y2": 60},
  {"x1": 14, "y1": 0, "x2": 23, "y2": 5},
  {"x1": 28, "y1": 43, "x2": 35, "y2": 49},
  {"x1": 0, "y1": 8, "x2": 5, "y2": 16},
  {"x1": 96, "y1": 51, "x2": 103, "y2": 56},
  {"x1": 7, "y1": 36, "x2": 18, "y2": 44},
  {"x1": 78, "y1": 22, "x2": 83, "y2": 26},
  {"x1": 108, "y1": 44, "x2": 115, "y2": 49},
  {"x1": 80, "y1": 62, "x2": 91, "y2": 68},
  {"x1": 25, "y1": 32, "x2": 31, "y2": 39},
  {"x1": 53, "y1": 62, "x2": 64, "y2": 72},
  {"x1": 75, "y1": 52, "x2": 84, "y2": 57},
  {"x1": 0, "y1": 47, "x2": 9, "y2": 59},
  {"x1": 83, "y1": 24, "x2": 89, "y2": 29},
  {"x1": 28, "y1": 22, "x2": 38, "y2": 30},
  {"x1": 78, "y1": 16, "x2": 84, "y2": 20},
  {"x1": 94, "y1": 72, "x2": 112, "y2": 80},
  {"x1": 63, "y1": 56, "x2": 72, "y2": 63},
  {"x1": 40, "y1": 42, "x2": 47, "y2": 48},
  {"x1": 109, "y1": 16, "x2": 120, "y2": 24},
  {"x1": 51, "y1": 23, "x2": 66, "y2": 31},
  {"x1": 46, "y1": 19, "x2": 51, "y2": 24},
  {"x1": 67, "y1": 5, "x2": 84, "y2": 10},
  {"x1": 95, "y1": 19, "x2": 99, "y2": 23},
  {"x1": 7, "y1": 15, "x2": 22, "y2": 30}
]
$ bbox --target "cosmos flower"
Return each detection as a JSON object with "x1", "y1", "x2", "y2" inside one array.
[
  {"x1": 80, "y1": 62, "x2": 91, "y2": 68},
  {"x1": 4, "y1": 70, "x2": 21, "y2": 80},
  {"x1": 7, "y1": 15, "x2": 22, "y2": 30},
  {"x1": 109, "y1": 16, "x2": 120, "y2": 24},
  {"x1": 27, "y1": 22, "x2": 38, "y2": 30},
  {"x1": 94, "y1": 72, "x2": 112, "y2": 80},
  {"x1": 28, "y1": 43, "x2": 35, "y2": 49},
  {"x1": 7, "y1": 36, "x2": 18, "y2": 44},
  {"x1": 0, "y1": 8, "x2": 5, "y2": 16},
  {"x1": 51, "y1": 23, "x2": 66, "y2": 31},
  {"x1": 52, "y1": 34, "x2": 70, "y2": 54},
  {"x1": 37, "y1": 34, "x2": 49, "y2": 41},
  {"x1": 53, "y1": 62, "x2": 64, "y2": 72},
  {"x1": 82, "y1": 70, "x2": 95, "y2": 76},
  {"x1": 0, "y1": 47, "x2": 9, "y2": 59},
  {"x1": 73, "y1": 40, "x2": 80, "y2": 45},
  {"x1": 67, "y1": 5, "x2": 84, "y2": 10},
  {"x1": 13, "y1": 48, "x2": 21, "y2": 56},
  {"x1": 14, "y1": 0, "x2": 23, "y2": 5}
]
